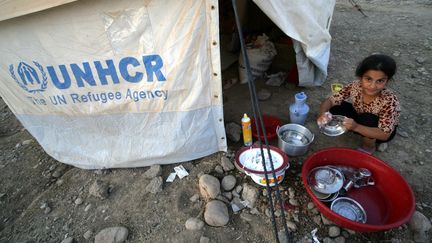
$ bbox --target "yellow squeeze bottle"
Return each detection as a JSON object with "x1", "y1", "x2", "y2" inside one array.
[{"x1": 241, "y1": 113, "x2": 253, "y2": 146}]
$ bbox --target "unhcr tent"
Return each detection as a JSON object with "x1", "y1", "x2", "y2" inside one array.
[{"x1": 0, "y1": 0, "x2": 335, "y2": 169}]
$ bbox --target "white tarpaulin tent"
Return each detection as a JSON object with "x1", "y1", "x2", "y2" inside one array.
[{"x1": 0, "y1": 0, "x2": 335, "y2": 169}]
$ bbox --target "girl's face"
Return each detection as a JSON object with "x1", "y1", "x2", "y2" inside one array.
[{"x1": 360, "y1": 70, "x2": 388, "y2": 97}]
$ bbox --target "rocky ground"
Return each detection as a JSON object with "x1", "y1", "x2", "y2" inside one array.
[{"x1": 1, "y1": 0, "x2": 432, "y2": 242}]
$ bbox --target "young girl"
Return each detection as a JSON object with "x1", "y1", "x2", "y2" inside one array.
[{"x1": 317, "y1": 54, "x2": 401, "y2": 154}]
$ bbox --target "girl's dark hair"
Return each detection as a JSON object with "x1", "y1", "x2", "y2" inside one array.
[{"x1": 355, "y1": 54, "x2": 397, "y2": 79}]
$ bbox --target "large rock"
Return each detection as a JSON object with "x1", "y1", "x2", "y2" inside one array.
[
  {"x1": 185, "y1": 217, "x2": 205, "y2": 230},
  {"x1": 225, "y1": 122, "x2": 241, "y2": 142},
  {"x1": 409, "y1": 211, "x2": 432, "y2": 242},
  {"x1": 143, "y1": 164, "x2": 162, "y2": 179},
  {"x1": 241, "y1": 183, "x2": 258, "y2": 208},
  {"x1": 328, "y1": 226, "x2": 341, "y2": 237},
  {"x1": 199, "y1": 174, "x2": 221, "y2": 200},
  {"x1": 145, "y1": 176, "x2": 163, "y2": 194},
  {"x1": 221, "y1": 175, "x2": 236, "y2": 191},
  {"x1": 220, "y1": 156, "x2": 235, "y2": 171},
  {"x1": 334, "y1": 236, "x2": 346, "y2": 243},
  {"x1": 94, "y1": 226, "x2": 129, "y2": 243},
  {"x1": 204, "y1": 200, "x2": 229, "y2": 226}
]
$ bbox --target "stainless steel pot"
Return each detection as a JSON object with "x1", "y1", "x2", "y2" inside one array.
[{"x1": 277, "y1": 123, "x2": 314, "y2": 156}]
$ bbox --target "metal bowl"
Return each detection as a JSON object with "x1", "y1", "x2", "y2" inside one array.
[
  {"x1": 310, "y1": 187, "x2": 332, "y2": 200},
  {"x1": 320, "y1": 115, "x2": 347, "y2": 136},
  {"x1": 308, "y1": 166, "x2": 344, "y2": 194},
  {"x1": 277, "y1": 124, "x2": 314, "y2": 156},
  {"x1": 320, "y1": 191, "x2": 340, "y2": 202},
  {"x1": 331, "y1": 197, "x2": 367, "y2": 223}
]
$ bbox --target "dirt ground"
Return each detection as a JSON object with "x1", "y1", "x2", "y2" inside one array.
[{"x1": 1, "y1": 0, "x2": 431, "y2": 242}]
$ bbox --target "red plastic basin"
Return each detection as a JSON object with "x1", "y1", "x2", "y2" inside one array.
[
  {"x1": 301, "y1": 147, "x2": 415, "y2": 232},
  {"x1": 251, "y1": 115, "x2": 281, "y2": 141}
]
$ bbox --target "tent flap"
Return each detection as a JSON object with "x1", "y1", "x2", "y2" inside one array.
[{"x1": 253, "y1": 0, "x2": 336, "y2": 86}]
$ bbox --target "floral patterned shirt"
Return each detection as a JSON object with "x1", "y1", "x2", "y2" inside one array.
[{"x1": 329, "y1": 80, "x2": 401, "y2": 133}]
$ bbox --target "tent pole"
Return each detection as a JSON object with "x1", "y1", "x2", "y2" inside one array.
[{"x1": 231, "y1": 0, "x2": 292, "y2": 242}]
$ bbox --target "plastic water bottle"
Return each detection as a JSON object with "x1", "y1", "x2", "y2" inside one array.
[
  {"x1": 241, "y1": 113, "x2": 253, "y2": 146},
  {"x1": 289, "y1": 92, "x2": 310, "y2": 125}
]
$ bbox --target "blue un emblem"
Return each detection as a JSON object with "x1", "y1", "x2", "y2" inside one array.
[{"x1": 9, "y1": 61, "x2": 48, "y2": 93}]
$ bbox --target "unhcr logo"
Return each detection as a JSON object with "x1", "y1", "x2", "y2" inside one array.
[
  {"x1": 9, "y1": 62, "x2": 48, "y2": 93},
  {"x1": 8, "y1": 55, "x2": 166, "y2": 92}
]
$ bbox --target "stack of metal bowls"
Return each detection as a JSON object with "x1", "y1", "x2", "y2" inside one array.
[
  {"x1": 308, "y1": 165, "x2": 368, "y2": 223},
  {"x1": 308, "y1": 166, "x2": 344, "y2": 202}
]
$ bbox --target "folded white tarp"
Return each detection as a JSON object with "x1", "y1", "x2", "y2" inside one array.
[
  {"x1": 0, "y1": 0, "x2": 227, "y2": 169},
  {"x1": 253, "y1": 0, "x2": 336, "y2": 86}
]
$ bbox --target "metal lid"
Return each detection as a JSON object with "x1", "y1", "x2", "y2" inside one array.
[
  {"x1": 308, "y1": 166, "x2": 344, "y2": 194},
  {"x1": 320, "y1": 115, "x2": 347, "y2": 136},
  {"x1": 330, "y1": 197, "x2": 367, "y2": 223}
]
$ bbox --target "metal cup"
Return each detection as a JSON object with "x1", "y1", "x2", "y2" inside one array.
[{"x1": 339, "y1": 180, "x2": 354, "y2": 196}]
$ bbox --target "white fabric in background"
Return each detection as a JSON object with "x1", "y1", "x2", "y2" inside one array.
[{"x1": 253, "y1": 0, "x2": 336, "y2": 86}]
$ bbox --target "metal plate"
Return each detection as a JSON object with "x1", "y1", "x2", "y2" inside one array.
[
  {"x1": 331, "y1": 197, "x2": 367, "y2": 223},
  {"x1": 320, "y1": 115, "x2": 347, "y2": 136},
  {"x1": 308, "y1": 166, "x2": 344, "y2": 194}
]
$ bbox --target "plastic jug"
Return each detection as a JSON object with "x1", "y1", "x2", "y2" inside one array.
[{"x1": 289, "y1": 92, "x2": 309, "y2": 125}]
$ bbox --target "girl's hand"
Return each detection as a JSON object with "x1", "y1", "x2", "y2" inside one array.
[
  {"x1": 342, "y1": 117, "x2": 357, "y2": 131},
  {"x1": 317, "y1": 112, "x2": 332, "y2": 127}
]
